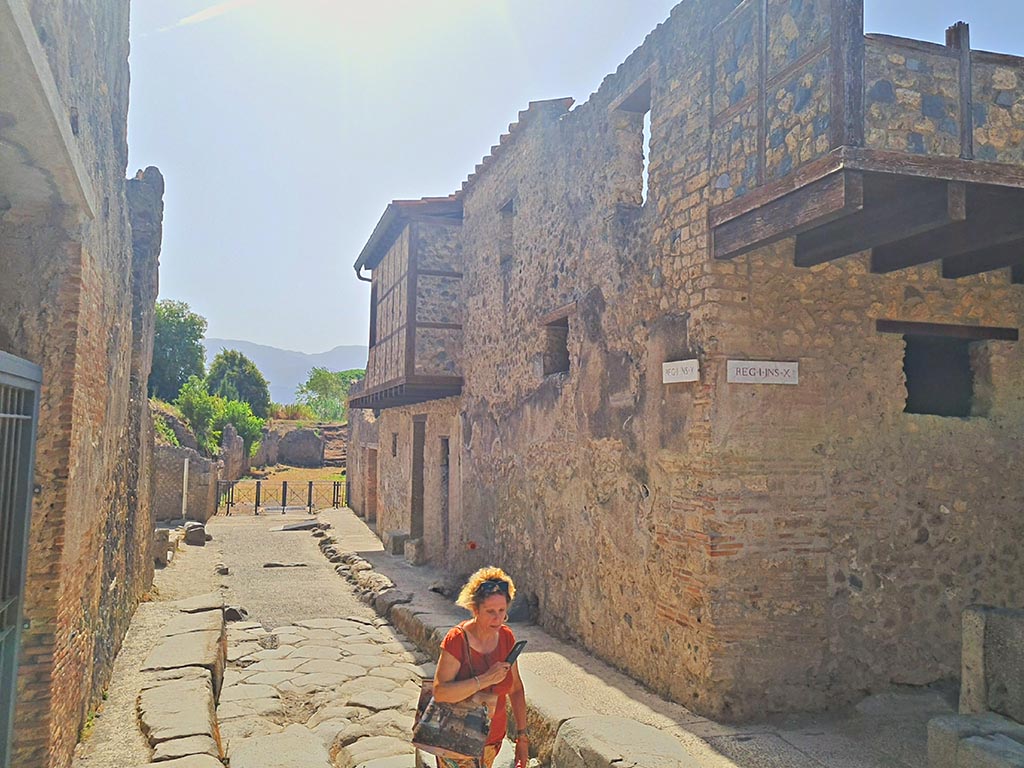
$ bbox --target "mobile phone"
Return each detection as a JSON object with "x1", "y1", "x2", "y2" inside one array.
[{"x1": 505, "y1": 640, "x2": 527, "y2": 665}]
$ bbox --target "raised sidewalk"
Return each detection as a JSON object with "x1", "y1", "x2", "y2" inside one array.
[{"x1": 319, "y1": 507, "x2": 950, "y2": 768}]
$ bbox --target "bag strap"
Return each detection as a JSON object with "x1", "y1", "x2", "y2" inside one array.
[{"x1": 460, "y1": 625, "x2": 477, "y2": 677}]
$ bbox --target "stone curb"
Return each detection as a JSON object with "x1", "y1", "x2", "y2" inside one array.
[
  {"x1": 137, "y1": 592, "x2": 227, "y2": 765},
  {"x1": 312, "y1": 528, "x2": 691, "y2": 767}
]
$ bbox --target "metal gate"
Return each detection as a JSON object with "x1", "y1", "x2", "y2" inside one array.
[
  {"x1": 216, "y1": 480, "x2": 345, "y2": 515},
  {"x1": 0, "y1": 353, "x2": 41, "y2": 768}
]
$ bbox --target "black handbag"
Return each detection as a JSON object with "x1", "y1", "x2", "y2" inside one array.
[{"x1": 412, "y1": 627, "x2": 491, "y2": 760}]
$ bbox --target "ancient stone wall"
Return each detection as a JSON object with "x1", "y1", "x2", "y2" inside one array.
[
  {"x1": 372, "y1": 398, "x2": 474, "y2": 569},
  {"x1": 153, "y1": 446, "x2": 218, "y2": 523},
  {"x1": 0, "y1": 2, "x2": 164, "y2": 766},
  {"x1": 346, "y1": 404, "x2": 379, "y2": 520},
  {"x1": 219, "y1": 423, "x2": 247, "y2": 482},
  {"x1": 352, "y1": 0, "x2": 1024, "y2": 721},
  {"x1": 278, "y1": 428, "x2": 324, "y2": 467}
]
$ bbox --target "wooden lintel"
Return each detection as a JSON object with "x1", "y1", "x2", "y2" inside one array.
[
  {"x1": 713, "y1": 170, "x2": 863, "y2": 260},
  {"x1": 942, "y1": 238, "x2": 1024, "y2": 279},
  {"x1": 795, "y1": 179, "x2": 966, "y2": 268},
  {"x1": 844, "y1": 147, "x2": 1024, "y2": 189},
  {"x1": 871, "y1": 186, "x2": 1024, "y2": 273},
  {"x1": 539, "y1": 301, "x2": 578, "y2": 326},
  {"x1": 876, "y1": 319, "x2": 1018, "y2": 342}
]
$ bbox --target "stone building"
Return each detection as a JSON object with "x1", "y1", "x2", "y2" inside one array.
[
  {"x1": 349, "y1": 0, "x2": 1024, "y2": 719},
  {"x1": 0, "y1": 1, "x2": 163, "y2": 766}
]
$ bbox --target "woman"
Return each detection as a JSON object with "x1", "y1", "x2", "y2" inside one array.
[{"x1": 431, "y1": 567, "x2": 529, "y2": 768}]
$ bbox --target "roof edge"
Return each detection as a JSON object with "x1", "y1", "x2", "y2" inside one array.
[{"x1": 353, "y1": 195, "x2": 461, "y2": 273}]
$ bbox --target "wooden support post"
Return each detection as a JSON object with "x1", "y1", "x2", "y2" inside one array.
[{"x1": 946, "y1": 22, "x2": 973, "y2": 160}]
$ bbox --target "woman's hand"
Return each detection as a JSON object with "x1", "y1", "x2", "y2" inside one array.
[
  {"x1": 514, "y1": 735, "x2": 529, "y2": 768},
  {"x1": 478, "y1": 661, "x2": 511, "y2": 687}
]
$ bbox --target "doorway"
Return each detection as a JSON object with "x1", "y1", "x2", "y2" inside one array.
[
  {"x1": 0, "y1": 352, "x2": 41, "y2": 768},
  {"x1": 411, "y1": 417, "x2": 426, "y2": 539}
]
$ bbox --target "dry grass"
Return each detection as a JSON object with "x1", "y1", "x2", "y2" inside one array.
[{"x1": 245, "y1": 465, "x2": 344, "y2": 483}]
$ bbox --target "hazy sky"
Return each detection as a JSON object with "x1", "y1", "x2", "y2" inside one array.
[{"x1": 127, "y1": 1, "x2": 1024, "y2": 354}]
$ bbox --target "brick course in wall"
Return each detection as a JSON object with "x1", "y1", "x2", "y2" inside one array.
[{"x1": 350, "y1": 0, "x2": 1024, "y2": 720}]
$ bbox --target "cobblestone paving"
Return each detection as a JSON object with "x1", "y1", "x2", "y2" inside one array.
[{"x1": 220, "y1": 615, "x2": 433, "y2": 767}]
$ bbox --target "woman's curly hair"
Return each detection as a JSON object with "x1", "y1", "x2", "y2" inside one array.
[{"x1": 456, "y1": 566, "x2": 516, "y2": 611}]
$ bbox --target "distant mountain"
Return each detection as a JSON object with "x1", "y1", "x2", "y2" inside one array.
[{"x1": 204, "y1": 338, "x2": 368, "y2": 405}]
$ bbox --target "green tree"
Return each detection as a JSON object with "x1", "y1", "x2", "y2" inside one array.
[
  {"x1": 206, "y1": 349, "x2": 271, "y2": 419},
  {"x1": 211, "y1": 399, "x2": 264, "y2": 456},
  {"x1": 149, "y1": 300, "x2": 207, "y2": 400},
  {"x1": 175, "y1": 375, "x2": 217, "y2": 451},
  {"x1": 295, "y1": 367, "x2": 364, "y2": 422}
]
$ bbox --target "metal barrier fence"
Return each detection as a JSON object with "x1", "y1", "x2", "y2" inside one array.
[{"x1": 216, "y1": 480, "x2": 346, "y2": 515}]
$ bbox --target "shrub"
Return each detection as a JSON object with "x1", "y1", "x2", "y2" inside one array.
[
  {"x1": 268, "y1": 402, "x2": 316, "y2": 421},
  {"x1": 153, "y1": 413, "x2": 180, "y2": 447},
  {"x1": 212, "y1": 398, "x2": 263, "y2": 456}
]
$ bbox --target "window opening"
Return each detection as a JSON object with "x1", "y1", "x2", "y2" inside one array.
[
  {"x1": 876, "y1": 319, "x2": 1016, "y2": 418},
  {"x1": 615, "y1": 78, "x2": 652, "y2": 206},
  {"x1": 411, "y1": 420, "x2": 425, "y2": 540},
  {"x1": 642, "y1": 109, "x2": 651, "y2": 204},
  {"x1": 368, "y1": 283, "x2": 378, "y2": 348},
  {"x1": 903, "y1": 335, "x2": 975, "y2": 417},
  {"x1": 391, "y1": 432, "x2": 398, "y2": 457},
  {"x1": 543, "y1": 316, "x2": 570, "y2": 376}
]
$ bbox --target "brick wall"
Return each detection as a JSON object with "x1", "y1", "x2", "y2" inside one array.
[{"x1": 0, "y1": 3, "x2": 163, "y2": 765}]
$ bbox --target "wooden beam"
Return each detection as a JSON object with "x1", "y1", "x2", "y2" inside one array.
[
  {"x1": 843, "y1": 147, "x2": 1024, "y2": 189},
  {"x1": 713, "y1": 170, "x2": 864, "y2": 260},
  {"x1": 942, "y1": 238, "x2": 1024, "y2": 279},
  {"x1": 871, "y1": 186, "x2": 1024, "y2": 273},
  {"x1": 876, "y1": 319, "x2": 1018, "y2": 341},
  {"x1": 795, "y1": 179, "x2": 966, "y2": 268},
  {"x1": 709, "y1": 151, "x2": 846, "y2": 228},
  {"x1": 830, "y1": 0, "x2": 865, "y2": 148}
]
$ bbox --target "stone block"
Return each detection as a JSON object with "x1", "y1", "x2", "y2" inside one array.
[
  {"x1": 142, "y1": 629, "x2": 225, "y2": 698},
  {"x1": 151, "y1": 734, "x2": 221, "y2": 762},
  {"x1": 373, "y1": 589, "x2": 413, "y2": 618},
  {"x1": 174, "y1": 592, "x2": 224, "y2": 614},
  {"x1": 137, "y1": 677, "x2": 217, "y2": 746},
  {"x1": 551, "y1": 716, "x2": 698, "y2": 768},
  {"x1": 154, "y1": 528, "x2": 170, "y2": 567},
  {"x1": 383, "y1": 531, "x2": 408, "y2": 555},
  {"x1": 403, "y1": 538, "x2": 425, "y2": 566},
  {"x1": 184, "y1": 523, "x2": 206, "y2": 546},
  {"x1": 137, "y1": 757, "x2": 223, "y2": 768},
  {"x1": 961, "y1": 606, "x2": 1024, "y2": 723},
  {"x1": 928, "y1": 713, "x2": 1024, "y2": 768},
  {"x1": 163, "y1": 611, "x2": 222, "y2": 637},
  {"x1": 958, "y1": 734, "x2": 1024, "y2": 767},
  {"x1": 518, "y1": 667, "x2": 600, "y2": 764},
  {"x1": 229, "y1": 724, "x2": 331, "y2": 768}
]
